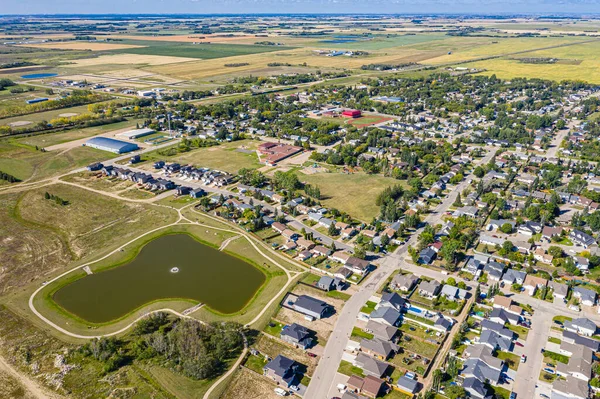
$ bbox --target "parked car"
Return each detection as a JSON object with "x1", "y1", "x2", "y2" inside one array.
[
  {"x1": 543, "y1": 368, "x2": 555, "y2": 374},
  {"x1": 307, "y1": 352, "x2": 317, "y2": 358},
  {"x1": 521, "y1": 354, "x2": 526, "y2": 363},
  {"x1": 510, "y1": 392, "x2": 517, "y2": 399},
  {"x1": 515, "y1": 341, "x2": 524, "y2": 347}
]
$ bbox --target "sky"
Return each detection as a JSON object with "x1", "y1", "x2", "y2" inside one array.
[{"x1": 3, "y1": 0, "x2": 600, "y2": 15}]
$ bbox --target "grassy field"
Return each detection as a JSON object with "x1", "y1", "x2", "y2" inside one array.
[
  {"x1": 0, "y1": 102, "x2": 113, "y2": 127},
  {"x1": 109, "y1": 40, "x2": 294, "y2": 60},
  {"x1": 0, "y1": 138, "x2": 118, "y2": 182},
  {"x1": 137, "y1": 139, "x2": 262, "y2": 173},
  {"x1": 13, "y1": 119, "x2": 143, "y2": 148},
  {"x1": 299, "y1": 170, "x2": 406, "y2": 222}
]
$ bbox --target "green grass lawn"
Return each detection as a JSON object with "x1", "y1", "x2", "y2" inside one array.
[
  {"x1": 544, "y1": 350, "x2": 569, "y2": 364},
  {"x1": 552, "y1": 315, "x2": 572, "y2": 324},
  {"x1": 301, "y1": 273, "x2": 322, "y2": 286},
  {"x1": 400, "y1": 337, "x2": 439, "y2": 358},
  {"x1": 263, "y1": 320, "x2": 285, "y2": 337},
  {"x1": 361, "y1": 301, "x2": 377, "y2": 314},
  {"x1": 110, "y1": 40, "x2": 293, "y2": 59},
  {"x1": 496, "y1": 351, "x2": 520, "y2": 371},
  {"x1": 548, "y1": 337, "x2": 561, "y2": 345},
  {"x1": 326, "y1": 290, "x2": 351, "y2": 301},
  {"x1": 351, "y1": 327, "x2": 374, "y2": 340},
  {"x1": 244, "y1": 354, "x2": 268, "y2": 374},
  {"x1": 507, "y1": 324, "x2": 529, "y2": 340},
  {"x1": 299, "y1": 170, "x2": 407, "y2": 222},
  {"x1": 488, "y1": 384, "x2": 512, "y2": 399},
  {"x1": 338, "y1": 360, "x2": 365, "y2": 378}
]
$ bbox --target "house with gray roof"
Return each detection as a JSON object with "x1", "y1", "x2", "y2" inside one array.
[
  {"x1": 462, "y1": 377, "x2": 491, "y2": 399},
  {"x1": 489, "y1": 307, "x2": 521, "y2": 326},
  {"x1": 354, "y1": 353, "x2": 389, "y2": 378},
  {"x1": 481, "y1": 319, "x2": 515, "y2": 341},
  {"x1": 369, "y1": 306, "x2": 401, "y2": 327},
  {"x1": 365, "y1": 320, "x2": 398, "y2": 342},
  {"x1": 549, "y1": 281, "x2": 569, "y2": 300},
  {"x1": 573, "y1": 286, "x2": 597, "y2": 307},
  {"x1": 483, "y1": 261, "x2": 505, "y2": 281},
  {"x1": 435, "y1": 316, "x2": 452, "y2": 331},
  {"x1": 556, "y1": 344, "x2": 593, "y2": 382},
  {"x1": 561, "y1": 330, "x2": 600, "y2": 352},
  {"x1": 418, "y1": 247, "x2": 437, "y2": 264},
  {"x1": 292, "y1": 295, "x2": 332, "y2": 320},
  {"x1": 564, "y1": 317, "x2": 597, "y2": 337},
  {"x1": 552, "y1": 376, "x2": 589, "y2": 399},
  {"x1": 570, "y1": 229, "x2": 596, "y2": 248},
  {"x1": 479, "y1": 329, "x2": 512, "y2": 352},
  {"x1": 316, "y1": 275, "x2": 344, "y2": 291},
  {"x1": 263, "y1": 355, "x2": 302, "y2": 389},
  {"x1": 390, "y1": 273, "x2": 419, "y2": 292},
  {"x1": 378, "y1": 292, "x2": 408, "y2": 312},
  {"x1": 396, "y1": 375, "x2": 419, "y2": 395},
  {"x1": 440, "y1": 285, "x2": 468, "y2": 301},
  {"x1": 280, "y1": 323, "x2": 314, "y2": 349},
  {"x1": 461, "y1": 358, "x2": 502, "y2": 386},
  {"x1": 418, "y1": 280, "x2": 441, "y2": 299},
  {"x1": 501, "y1": 269, "x2": 526, "y2": 286}
]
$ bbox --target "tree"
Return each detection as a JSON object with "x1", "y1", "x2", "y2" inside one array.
[
  {"x1": 500, "y1": 223, "x2": 513, "y2": 234},
  {"x1": 473, "y1": 166, "x2": 485, "y2": 178},
  {"x1": 453, "y1": 193, "x2": 463, "y2": 207},
  {"x1": 354, "y1": 246, "x2": 366, "y2": 260},
  {"x1": 328, "y1": 222, "x2": 339, "y2": 236},
  {"x1": 548, "y1": 246, "x2": 563, "y2": 259}
]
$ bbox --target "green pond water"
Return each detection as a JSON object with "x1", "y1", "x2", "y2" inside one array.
[{"x1": 53, "y1": 234, "x2": 266, "y2": 323}]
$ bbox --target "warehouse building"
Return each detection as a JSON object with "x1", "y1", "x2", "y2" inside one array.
[
  {"x1": 116, "y1": 128, "x2": 155, "y2": 139},
  {"x1": 84, "y1": 137, "x2": 139, "y2": 154}
]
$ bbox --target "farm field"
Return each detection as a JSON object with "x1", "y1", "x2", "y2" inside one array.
[
  {"x1": 299, "y1": 170, "x2": 406, "y2": 222},
  {"x1": 108, "y1": 40, "x2": 294, "y2": 60},
  {"x1": 19, "y1": 42, "x2": 145, "y2": 51},
  {"x1": 464, "y1": 39, "x2": 600, "y2": 82},
  {"x1": 0, "y1": 102, "x2": 112, "y2": 127}
]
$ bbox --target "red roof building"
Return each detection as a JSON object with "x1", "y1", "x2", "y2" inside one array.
[{"x1": 342, "y1": 109, "x2": 362, "y2": 118}]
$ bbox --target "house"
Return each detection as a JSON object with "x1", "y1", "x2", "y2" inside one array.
[
  {"x1": 280, "y1": 323, "x2": 313, "y2": 349},
  {"x1": 365, "y1": 320, "x2": 398, "y2": 342},
  {"x1": 517, "y1": 221, "x2": 542, "y2": 236},
  {"x1": 298, "y1": 250, "x2": 313, "y2": 261},
  {"x1": 282, "y1": 241, "x2": 297, "y2": 251},
  {"x1": 479, "y1": 329, "x2": 512, "y2": 352},
  {"x1": 573, "y1": 256, "x2": 590, "y2": 272},
  {"x1": 369, "y1": 306, "x2": 401, "y2": 327},
  {"x1": 360, "y1": 338, "x2": 399, "y2": 360},
  {"x1": 189, "y1": 188, "x2": 206, "y2": 198},
  {"x1": 296, "y1": 238, "x2": 315, "y2": 250},
  {"x1": 346, "y1": 257, "x2": 370, "y2": 275},
  {"x1": 564, "y1": 318, "x2": 597, "y2": 337},
  {"x1": 549, "y1": 281, "x2": 569, "y2": 300},
  {"x1": 378, "y1": 292, "x2": 408, "y2": 312},
  {"x1": 335, "y1": 267, "x2": 354, "y2": 280},
  {"x1": 418, "y1": 247, "x2": 437, "y2": 264},
  {"x1": 561, "y1": 330, "x2": 600, "y2": 352},
  {"x1": 271, "y1": 222, "x2": 286, "y2": 234},
  {"x1": 487, "y1": 219, "x2": 516, "y2": 231},
  {"x1": 542, "y1": 226, "x2": 563, "y2": 242},
  {"x1": 481, "y1": 319, "x2": 515, "y2": 341},
  {"x1": 460, "y1": 358, "x2": 502, "y2": 386},
  {"x1": 501, "y1": 269, "x2": 526, "y2": 286},
  {"x1": 573, "y1": 287, "x2": 597, "y2": 307},
  {"x1": 396, "y1": 376, "x2": 419, "y2": 395},
  {"x1": 317, "y1": 275, "x2": 344, "y2": 291},
  {"x1": 354, "y1": 353, "x2": 389, "y2": 378},
  {"x1": 435, "y1": 316, "x2": 453, "y2": 331},
  {"x1": 551, "y1": 376, "x2": 589, "y2": 399},
  {"x1": 263, "y1": 355, "x2": 302, "y2": 389},
  {"x1": 533, "y1": 248, "x2": 553, "y2": 264},
  {"x1": 312, "y1": 245, "x2": 332, "y2": 257},
  {"x1": 86, "y1": 162, "x2": 103, "y2": 171},
  {"x1": 483, "y1": 261, "x2": 505, "y2": 282},
  {"x1": 281, "y1": 229, "x2": 299, "y2": 240},
  {"x1": 556, "y1": 344, "x2": 593, "y2": 382},
  {"x1": 342, "y1": 392, "x2": 368, "y2": 399},
  {"x1": 348, "y1": 375, "x2": 385, "y2": 398},
  {"x1": 453, "y1": 206, "x2": 479, "y2": 218},
  {"x1": 292, "y1": 295, "x2": 332, "y2": 319},
  {"x1": 570, "y1": 229, "x2": 596, "y2": 248},
  {"x1": 489, "y1": 307, "x2": 521, "y2": 326},
  {"x1": 418, "y1": 280, "x2": 441, "y2": 299},
  {"x1": 440, "y1": 285, "x2": 468, "y2": 301},
  {"x1": 479, "y1": 234, "x2": 505, "y2": 248},
  {"x1": 462, "y1": 377, "x2": 490, "y2": 399},
  {"x1": 523, "y1": 274, "x2": 547, "y2": 296},
  {"x1": 390, "y1": 273, "x2": 419, "y2": 292}
]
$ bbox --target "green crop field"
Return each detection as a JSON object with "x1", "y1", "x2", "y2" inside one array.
[{"x1": 109, "y1": 40, "x2": 294, "y2": 59}]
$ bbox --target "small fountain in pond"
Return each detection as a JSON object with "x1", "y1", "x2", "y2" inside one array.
[{"x1": 170, "y1": 267, "x2": 180, "y2": 273}]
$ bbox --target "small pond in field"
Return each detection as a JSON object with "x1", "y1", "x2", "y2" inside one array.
[
  {"x1": 52, "y1": 234, "x2": 265, "y2": 323},
  {"x1": 21, "y1": 73, "x2": 58, "y2": 79}
]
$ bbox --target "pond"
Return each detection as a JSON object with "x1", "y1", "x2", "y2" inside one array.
[
  {"x1": 20, "y1": 73, "x2": 58, "y2": 79},
  {"x1": 52, "y1": 234, "x2": 266, "y2": 323}
]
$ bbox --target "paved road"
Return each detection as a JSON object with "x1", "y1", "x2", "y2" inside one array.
[{"x1": 305, "y1": 149, "x2": 496, "y2": 398}]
